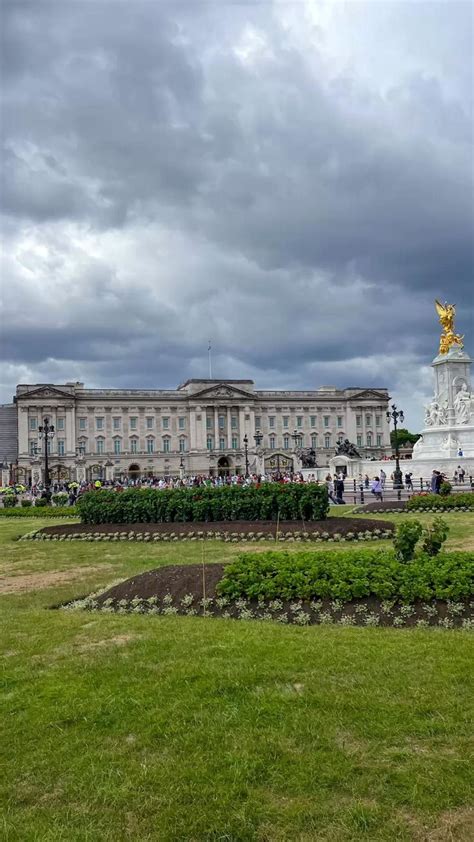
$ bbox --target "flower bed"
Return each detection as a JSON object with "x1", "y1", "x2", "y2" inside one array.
[
  {"x1": 76, "y1": 483, "x2": 329, "y2": 524},
  {"x1": 20, "y1": 516, "x2": 394, "y2": 543},
  {"x1": 59, "y1": 562, "x2": 474, "y2": 629},
  {"x1": 406, "y1": 493, "x2": 474, "y2": 511}
]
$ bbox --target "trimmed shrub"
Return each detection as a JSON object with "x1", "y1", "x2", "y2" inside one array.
[
  {"x1": 407, "y1": 492, "x2": 474, "y2": 511},
  {"x1": 52, "y1": 493, "x2": 68, "y2": 506},
  {"x1": 439, "y1": 481, "x2": 452, "y2": 496},
  {"x1": 20, "y1": 499, "x2": 33, "y2": 508},
  {"x1": 0, "y1": 506, "x2": 78, "y2": 518},
  {"x1": 421, "y1": 517, "x2": 449, "y2": 557},
  {"x1": 76, "y1": 483, "x2": 330, "y2": 525},
  {"x1": 3, "y1": 495, "x2": 17, "y2": 508},
  {"x1": 34, "y1": 498, "x2": 49, "y2": 507},
  {"x1": 217, "y1": 549, "x2": 474, "y2": 603}
]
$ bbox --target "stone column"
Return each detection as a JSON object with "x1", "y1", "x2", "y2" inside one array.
[
  {"x1": 214, "y1": 406, "x2": 219, "y2": 448},
  {"x1": 227, "y1": 406, "x2": 232, "y2": 448},
  {"x1": 18, "y1": 407, "x2": 29, "y2": 456}
]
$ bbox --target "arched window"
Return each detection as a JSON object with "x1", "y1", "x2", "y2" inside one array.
[
  {"x1": 146, "y1": 436, "x2": 155, "y2": 454},
  {"x1": 283, "y1": 435, "x2": 290, "y2": 450},
  {"x1": 324, "y1": 434, "x2": 331, "y2": 449},
  {"x1": 129, "y1": 436, "x2": 138, "y2": 454},
  {"x1": 311, "y1": 434, "x2": 317, "y2": 449},
  {"x1": 96, "y1": 436, "x2": 105, "y2": 455},
  {"x1": 179, "y1": 437, "x2": 187, "y2": 452},
  {"x1": 162, "y1": 436, "x2": 170, "y2": 453},
  {"x1": 269, "y1": 435, "x2": 276, "y2": 449},
  {"x1": 366, "y1": 433, "x2": 372, "y2": 446}
]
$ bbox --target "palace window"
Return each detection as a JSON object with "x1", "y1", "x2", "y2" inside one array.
[
  {"x1": 57, "y1": 417, "x2": 65, "y2": 431},
  {"x1": 178, "y1": 417, "x2": 185, "y2": 430},
  {"x1": 96, "y1": 417, "x2": 104, "y2": 431},
  {"x1": 269, "y1": 416, "x2": 275, "y2": 428},
  {"x1": 366, "y1": 414, "x2": 372, "y2": 426},
  {"x1": 219, "y1": 415, "x2": 225, "y2": 430},
  {"x1": 376, "y1": 415, "x2": 381, "y2": 427},
  {"x1": 96, "y1": 437, "x2": 104, "y2": 454},
  {"x1": 207, "y1": 436, "x2": 213, "y2": 450},
  {"x1": 338, "y1": 433, "x2": 344, "y2": 444},
  {"x1": 269, "y1": 435, "x2": 276, "y2": 449},
  {"x1": 232, "y1": 436, "x2": 238, "y2": 449},
  {"x1": 58, "y1": 439, "x2": 65, "y2": 456},
  {"x1": 114, "y1": 438, "x2": 121, "y2": 455},
  {"x1": 147, "y1": 416, "x2": 155, "y2": 429},
  {"x1": 376, "y1": 434, "x2": 382, "y2": 447},
  {"x1": 283, "y1": 435, "x2": 290, "y2": 450},
  {"x1": 29, "y1": 439, "x2": 38, "y2": 456},
  {"x1": 129, "y1": 416, "x2": 137, "y2": 430},
  {"x1": 219, "y1": 437, "x2": 225, "y2": 450},
  {"x1": 324, "y1": 434, "x2": 331, "y2": 449},
  {"x1": 29, "y1": 417, "x2": 37, "y2": 431},
  {"x1": 337, "y1": 416, "x2": 343, "y2": 427},
  {"x1": 297, "y1": 416, "x2": 303, "y2": 428},
  {"x1": 311, "y1": 434, "x2": 317, "y2": 448},
  {"x1": 283, "y1": 416, "x2": 289, "y2": 428},
  {"x1": 206, "y1": 417, "x2": 212, "y2": 429},
  {"x1": 113, "y1": 417, "x2": 121, "y2": 430},
  {"x1": 146, "y1": 437, "x2": 154, "y2": 454},
  {"x1": 324, "y1": 416, "x2": 330, "y2": 428},
  {"x1": 356, "y1": 415, "x2": 361, "y2": 427},
  {"x1": 79, "y1": 417, "x2": 87, "y2": 430},
  {"x1": 255, "y1": 416, "x2": 261, "y2": 428},
  {"x1": 310, "y1": 416, "x2": 316, "y2": 427},
  {"x1": 357, "y1": 434, "x2": 362, "y2": 447},
  {"x1": 130, "y1": 438, "x2": 138, "y2": 454},
  {"x1": 366, "y1": 433, "x2": 372, "y2": 446},
  {"x1": 231, "y1": 416, "x2": 238, "y2": 429},
  {"x1": 179, "y1": 437, "x2": 187, "y2": 452},
  {"x1": 77, "y1": 438, "x2": 87, "y2": 455},
  {"x1": 162, "y1": 437, "x2": 170, "y2": 453}
]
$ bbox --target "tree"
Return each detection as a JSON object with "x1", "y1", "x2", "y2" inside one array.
[{"x1": 390, "y1": 428, "x2": 421, "y2": 448}]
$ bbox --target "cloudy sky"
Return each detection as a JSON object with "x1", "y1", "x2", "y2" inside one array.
[{"x1": 1, "y1": 0, "x2": 472, "y2": 431}]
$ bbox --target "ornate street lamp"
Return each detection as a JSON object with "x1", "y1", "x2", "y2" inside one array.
[
  {"x1": 38, "y1": 417, "x2": 55, "y2": 498},
  {"x1": 243, "y1": 434, "x2": 250, "y2": 478},
  {"x1": 386, "y1": 404, "x2": 404, "y2": 489},
  {"x1": 179, "y1": 453, "x2": 185, "y2": 480}
]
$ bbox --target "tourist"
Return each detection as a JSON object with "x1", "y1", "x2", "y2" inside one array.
[
  {"x1": 335, "y1": 473, "x2": 345, "y2": 504},
  {"x1": 380, "y1": 468, "x2": 386, "y2": 488},
  {"x1": 404, "y1": 472, "x2": 413, "y2": 490},
  {"x1": 370, "y1": 477, "x2": 383, "y2": 500},
  {"x1": 364, "y1": 474, "x2": 370, "y2": 489},
  {"x1": 458, "y1": 465, "x2": 466, "y2": 483}
]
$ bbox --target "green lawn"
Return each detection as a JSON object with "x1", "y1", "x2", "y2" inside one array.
[{"x1": 1, "y1": 513, "x2": 473, "y2": 841}]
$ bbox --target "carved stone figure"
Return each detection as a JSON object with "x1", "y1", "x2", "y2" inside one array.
[
  {"x1": 334, "y1": 439, "x2": 360, "y2": 458},
  {"x1": 437, "y1": 402, "x2": 448, "y2": 425},
  {"x1": 454, "y1": 383, "x2": 471, "y2": 424},
  {"x1": 296, "y1": 448, "x2": 317, "y2": 468},
  {"x1": 435, "y1": 300, "x2": 464, "y2": 354}
]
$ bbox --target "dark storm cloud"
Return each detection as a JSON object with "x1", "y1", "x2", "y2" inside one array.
[{"x1": 1, "y1": 0, "x2": 473, "y2": 428}]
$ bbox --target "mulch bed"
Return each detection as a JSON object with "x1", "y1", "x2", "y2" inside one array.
[
  {"x1": 67, "y1": 563, "x2": 471, "y2": 628},
  {"x1": 353, "y1": 501, "x2": 407, "y2": 513},
  {"x1": 39, "y1": 517, "x2": 394, "y2": 537}
]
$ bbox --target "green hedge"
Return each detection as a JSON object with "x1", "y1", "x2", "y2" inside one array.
[
  {"x1": 217, "y1": 549, "x2": 474, "y2": 602},
  {"x1": 77, "y1": 484, "x2": 329, "y2": 525},
  {"x1": 407, "y1": 492, "x2": 474, "y2": 511},
  {"x1": 0, "y1": 506, "x2": 78, "y2": 518}
]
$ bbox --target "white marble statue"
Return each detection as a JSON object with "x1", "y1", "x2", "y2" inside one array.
[
  {"x1": 438, "y1": 401, "x2": 448, "y2": 425},
  {"x1": 454, "y1": 383, "x2": 471, "y2": 424}
]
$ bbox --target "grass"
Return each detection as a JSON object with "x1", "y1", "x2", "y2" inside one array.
[{"x1": 1, "y1": 512, "x2": 474, "y2": 841}]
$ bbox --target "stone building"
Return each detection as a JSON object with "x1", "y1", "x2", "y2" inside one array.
[{"x1": 13, "y1": 379, "x2": 391, "y2": 483}]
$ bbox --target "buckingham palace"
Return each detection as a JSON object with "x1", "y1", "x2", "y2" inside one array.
[{"x1": 6, "y1": 378, "x2": 392, "y2": 483}]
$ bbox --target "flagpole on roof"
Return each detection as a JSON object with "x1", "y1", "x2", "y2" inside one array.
[{"x1": 208, "y1": 341, "x2": 212, "y2": 379}]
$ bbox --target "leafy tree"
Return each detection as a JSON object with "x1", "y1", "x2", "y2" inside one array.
[{"x1": 390, "y1": 428, "x2": 421, "y2": 448}]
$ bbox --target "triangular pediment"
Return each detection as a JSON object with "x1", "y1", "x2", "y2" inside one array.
[
  {"x1": 191, "y1": 383, "x2": 255, "y2": 400},
  {"x1": 18, "y1": 385, "x2": 73, "y2": 400},
  {"x1": 347, "y1": 389, "x2": 389, "y2": 401}
]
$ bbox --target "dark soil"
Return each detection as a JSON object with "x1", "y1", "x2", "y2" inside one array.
[
  {"x1": 87, "y1": 563, "x2": 471, "y2": 628},
  {"x1": 353, "y1": 501, "x2": 407, "y2": 513},
  {"x1": 40, "y1": 516, "x2": 394, "y2": 537}
]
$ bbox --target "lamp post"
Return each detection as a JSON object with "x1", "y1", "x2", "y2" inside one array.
[
  {"x1": 38, "y1": 417, "x2": 55, "y2": 499},
  {"x1": 243, "y1": 434, "x2": 250, "y2": 478},
  {"x1": 386, "y1": 404, "x2": 404, "y2": 489}
]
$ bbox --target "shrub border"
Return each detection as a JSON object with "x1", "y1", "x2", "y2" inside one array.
[{"x1": 20, "y1": 527, "x2": 394, "y2": 543}]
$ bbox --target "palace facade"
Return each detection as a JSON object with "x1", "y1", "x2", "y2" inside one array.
[{"x1": 13, "y1": 379, "x2": 392, "y2": 483}]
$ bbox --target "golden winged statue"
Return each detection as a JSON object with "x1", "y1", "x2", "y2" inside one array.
[{"x1": 435, "y1": 300, "x2": 464, "y2": 354}]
